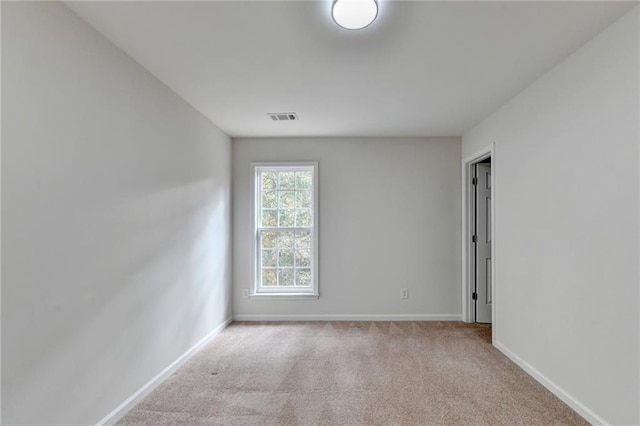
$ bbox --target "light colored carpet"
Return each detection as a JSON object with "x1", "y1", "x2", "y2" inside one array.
[{"x1": 118, "y1": 321, "x2": 588, "y2": 425}]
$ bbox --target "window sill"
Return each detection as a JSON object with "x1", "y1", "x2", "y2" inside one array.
[{"x1": 249, "y1": 293, "x2": 319, "y2": 300}]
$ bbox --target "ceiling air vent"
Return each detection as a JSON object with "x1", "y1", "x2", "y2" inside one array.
[{"x1": 268, "y1": 112, "x2": 298, "y2": 121}]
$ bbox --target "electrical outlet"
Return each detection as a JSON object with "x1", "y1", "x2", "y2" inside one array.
[
  {"x1": 242, "y1": 289, "x2": 249, "y2": 298},
  {"x1": 401, "y1": 288, "x2": 408, "y2": 299}
]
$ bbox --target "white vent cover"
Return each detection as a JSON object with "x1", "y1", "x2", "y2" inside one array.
[{"x1": 268, "y1": 112, "x2": 298, "y2": 121}]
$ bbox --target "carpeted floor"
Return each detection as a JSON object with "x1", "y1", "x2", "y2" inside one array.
[{"x1": 118, "y1": 321, "x2": 588, "y2": 425}]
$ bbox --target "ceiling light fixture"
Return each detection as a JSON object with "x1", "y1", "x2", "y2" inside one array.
[{"x1": 331, "y1": 0, "x2": 378, "y2": 30}]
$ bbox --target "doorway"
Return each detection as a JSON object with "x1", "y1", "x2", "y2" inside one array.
[
  {"x1": 472, "y1": 158, "x2": 491, "y2": 323},
  {"x1": 462, "y1": 145, "x2": 495, "y2": 337}
]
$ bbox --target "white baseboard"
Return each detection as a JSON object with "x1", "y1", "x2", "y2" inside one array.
[
  {"x1": 96, "y1": 316, "x2": 233, "y2": 426},
  {"x1": 233, "y1": 314, "x2": 462, "y2": 321},
  {"x1": 493, "y1": 340, "x2": 608, "y2": 426}
]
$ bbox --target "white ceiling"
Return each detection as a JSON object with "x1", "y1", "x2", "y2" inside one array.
[{"x1": 66, "y1": 1, "x2": 635, "y2": 138}]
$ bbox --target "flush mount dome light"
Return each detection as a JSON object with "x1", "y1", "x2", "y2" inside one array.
[{"x1": 331, "y1": 0, "x2": 378, "y2": 30}]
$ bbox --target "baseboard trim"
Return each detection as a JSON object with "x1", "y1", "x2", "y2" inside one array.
[
  {"x1": 96, "y1": 316, "x2": 233, "y2": 426},
  {"x1": 493, "y1": 340, "x2": 608, "y2": 426},
  {"x1": 233, "y1": 314, "x2": 462, "y2": 321}
]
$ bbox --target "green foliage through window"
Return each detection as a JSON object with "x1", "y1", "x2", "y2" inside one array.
[
  {"x1": 257, "y1": 166, "x2": 315, "y2": 291},
  {"x1": 259, "y1": 170, "x2": 314, "y2": 229}
]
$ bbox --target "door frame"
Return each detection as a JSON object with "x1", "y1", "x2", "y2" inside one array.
[{"x1": 461, "y1": 143, "x2": 496, "y2": 339}]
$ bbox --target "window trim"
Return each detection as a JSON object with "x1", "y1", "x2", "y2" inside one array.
[{"x1": 250, "y1": 162, "x2": 319, "y2": 298}]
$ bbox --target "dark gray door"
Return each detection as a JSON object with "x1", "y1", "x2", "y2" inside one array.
[{"x1": 474, "y1": 163, "x2": 492, "y2": 324}]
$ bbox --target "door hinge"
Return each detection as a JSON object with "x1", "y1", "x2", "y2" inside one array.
[
  {"x1": 472, "y1": 235, "x2": 477, "y2": 243},
  {"x1": 472, "y1": 292, "x2": 478, "y2": 300},
  {"x1": 472, "y1": 177, "x2": 478, "y2": 185}
]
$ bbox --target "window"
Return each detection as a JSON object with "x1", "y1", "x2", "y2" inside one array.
[{"x1": 251, "y1": 162, "x2": 318, "y2": 298}]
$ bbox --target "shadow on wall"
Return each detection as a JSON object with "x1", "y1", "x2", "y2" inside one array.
[{"x1": 3, "y1": 177, "x2": 232, "y2": 424}]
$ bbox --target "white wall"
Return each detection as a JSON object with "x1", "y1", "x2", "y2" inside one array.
[
  {"x1": 233, "y1": 137, "x2": 461, "y2": 319},
  {"x1": 463, "y1": 7, "x2": 639, "y2": 425},
  {"x1": 2, "y1": 2, "x2": 232, "y2": 424}
]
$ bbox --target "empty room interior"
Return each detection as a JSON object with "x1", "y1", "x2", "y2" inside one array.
[{"x1": 2, "y1": 1, "x2": 639, "y2": 425}]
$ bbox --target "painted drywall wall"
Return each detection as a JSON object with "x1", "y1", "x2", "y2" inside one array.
[
  {"x1": 2, "y1": 2, "x2": 232, "y2": 424},
  {"x1": 233, "y1": 137, "x2": 461, "y2": 319},
  {"x1": 462, "y1": 7, "x2": 639, "y2": 425}
]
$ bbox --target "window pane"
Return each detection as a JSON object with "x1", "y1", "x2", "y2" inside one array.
[
  {"x1": 295, "y1": 171, "x2": 312, "y2": 190},
  {"x1": 295, "y1": 231, "x2": 311, "y2": 248},
  {"x1": 262, "y1": 268, "x2": 276, "y2": 286},
  {"x1": 279, "y1": 191, "x2": 295, "y2": 209},
  {"x1": 262, "y1": 172, "x2": 277, "y2": 190},
  {"x1": 262, "y1": 191, "x2": 277, "y2": 209},
  {"x1": 278, "y1": 231, "x2": 295, "y2": 249},
  {"x1": 262, "y1": 249, "x2": 277, "y2": 267},
  {"x1": 262, "y1": 210, "x2": 277, "y2": 227},
  {"x1": 278, "y1": 268, "x2": 294, "y2": 286},
  {"x1": 295, "y1": 249, "x2": 311, "y2": 268},
  {"x1": 278, "y1": 209, "x2": 295, "y2": 227},
  {"x1": 295, "y1": 209, "x2": 312, "y2": 227},
  {"x1": 262, "y1": 231, "x2": 277, "y2": 248},
  {"x1": 296, "y1": 269, "x2": 312, "y2": 287},
  {"x1": 296, "y1": 190, "x2": 312, "y2": 208},
  {"x1": 278, "y1": 249, "x2": 294, "y2": 267},
  {"x1": 278, "y1": 172, "x2": 295, "y2": 189}
]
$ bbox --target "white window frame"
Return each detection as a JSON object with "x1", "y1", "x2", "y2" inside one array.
[{"x1": 250, "y1": 162, "x2": 319, "y2": 299}]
